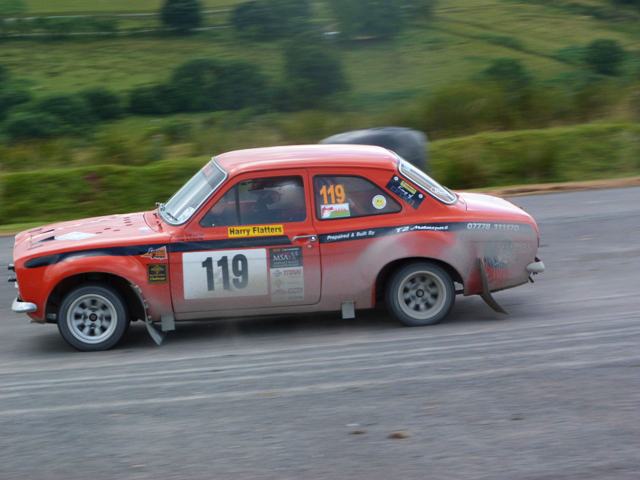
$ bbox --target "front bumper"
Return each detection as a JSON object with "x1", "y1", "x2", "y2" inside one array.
[{"x1": 12, "y1": 297, "x2": 37, "y2": 314}]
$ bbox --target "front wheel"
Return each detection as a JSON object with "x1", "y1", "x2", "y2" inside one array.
[
  {"x1": 386, "y1": 263, "x2": 455, "y2": 326},
  {"x1": 58, "y1": 284, "x2": 129, "y2": 351}
]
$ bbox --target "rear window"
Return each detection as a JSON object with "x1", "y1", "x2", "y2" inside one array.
[{"x1": 313, "y1": 175, "x2": 401, "y2": 220}]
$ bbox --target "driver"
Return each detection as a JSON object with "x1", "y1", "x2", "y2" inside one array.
[{"x1": 258, "y1": 180, "x2": 306, "y2": 222}]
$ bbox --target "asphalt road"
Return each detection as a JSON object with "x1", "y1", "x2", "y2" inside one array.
[{"x1": 1, "y1": 188, "x2": 639, "y2": 480}]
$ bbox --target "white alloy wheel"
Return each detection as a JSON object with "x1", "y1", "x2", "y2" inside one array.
[
  {"x1": 58, "y1": 284, "x2": 128, "y2": 351},
  {"x1": 386, "y1": 263, "x2": 455, "y2": 326}
]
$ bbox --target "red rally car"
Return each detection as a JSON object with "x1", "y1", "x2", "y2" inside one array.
[{"x1": 9, "y1": 145, "x2": 545, "y2": 351}]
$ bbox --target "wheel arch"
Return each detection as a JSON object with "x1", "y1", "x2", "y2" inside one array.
[
  {"x1": 45, "y1": 272, "x2": 145, "y2": 324},
  {"x1": 374, "y1": 257, "x2": 463, "y2": 305}
]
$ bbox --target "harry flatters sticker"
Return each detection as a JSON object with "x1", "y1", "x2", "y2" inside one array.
[
  {"x1": 372, "y1": 195, "x2": 387, "y2": 210},
  {"x1": 228, "y1": 225, "x2": 284, "y2": 238},
  {"x1": 148, "y1": 264, "x2": 168, "y2": 284},
  {"x1": 386, "y1": 176, "x2": 425, "y2": 209},
  {"x1": 321, "y1": 203, "x2": 350, "y2": 219}
]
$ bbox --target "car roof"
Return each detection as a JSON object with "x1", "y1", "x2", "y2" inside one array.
[{"x1": 215, "y1": 144, "x2": 400, "y2": 177}]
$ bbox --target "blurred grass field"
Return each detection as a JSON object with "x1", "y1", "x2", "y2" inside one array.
[
  {"x1": 0, "y1": 0, "x2": 637, "y2": 137},
  {"x1": 1, "y1": 0, "x2": 636, "y2": 103}
]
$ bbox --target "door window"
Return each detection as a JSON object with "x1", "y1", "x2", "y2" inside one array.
[{"x1": 201, "y1": 176, "x2": 306, "y2": 227}]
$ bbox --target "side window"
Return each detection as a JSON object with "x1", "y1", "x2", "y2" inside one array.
[
  {"x1": 200, "y1": 176, "x2": 306, "y2": 227},
  {"x1": 313, "y1": 175, "x2": 401, "y2": 220}
]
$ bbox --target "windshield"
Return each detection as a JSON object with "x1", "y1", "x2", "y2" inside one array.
[
  {"x1": 398, "y1": 157, "x2": 457, "y2": 205},
  {"x1": 160, "y1": 158, "x2": 227, "y2": 225}
]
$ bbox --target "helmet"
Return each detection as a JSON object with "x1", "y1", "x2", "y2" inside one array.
[{"x1": 262, "y1": 182, "x2": 305, "y2": 211}]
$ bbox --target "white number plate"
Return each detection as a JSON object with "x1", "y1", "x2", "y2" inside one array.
[{"x1": 183, "y1": 249, "x2": 268, "y2": 299}]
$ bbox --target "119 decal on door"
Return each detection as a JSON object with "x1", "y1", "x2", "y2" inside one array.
[{"x1": 183, "y1": 249, "x2": 268, "y2": 299}]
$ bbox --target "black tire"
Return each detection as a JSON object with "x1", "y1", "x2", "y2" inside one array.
[
  {"x1": 386, "y1": 262, "x2": 455, "y2": 326},
  {"x1": 57, "y1": 284, "x2": 129, "y2": 351}
]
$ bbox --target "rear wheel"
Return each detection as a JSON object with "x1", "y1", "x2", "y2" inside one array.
[
  {"x1": 58, "y1": 284, "x2": 129, "y2": 351},
  {"x1": 386, "y1": 262, "x2": 455, "y2": 326}
]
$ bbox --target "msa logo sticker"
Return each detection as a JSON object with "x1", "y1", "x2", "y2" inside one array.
[
  {"x1": 321, "y1": 203, "x2": 350, "y2": 219},
  {"x1": 148, "y1": 264, "x2": 168, "y2": 284},
  {"x1": 228, "y1": 225, "x2": 284, "y2": 238},
  {"x1": 269, "y1": 247, "x2": 304, "y2": 302},
  {"x1": 141, "y1": 246, "x2": 167, "y2": 260},
  {"x1": 183, "y1": 249, "x2": 268, "y2": 299}
]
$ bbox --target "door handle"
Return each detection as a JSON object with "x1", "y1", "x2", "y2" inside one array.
[{"x1": 292, "y1": 234, "x2": 317, "y2": 242}]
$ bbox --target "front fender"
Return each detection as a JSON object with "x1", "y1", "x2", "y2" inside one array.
[{"x1": 20, "y1": 254, "x2": 172, "y2": 322}]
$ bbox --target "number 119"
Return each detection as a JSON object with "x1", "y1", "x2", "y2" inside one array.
[{"x1": 319, "y1": 184, "x2": 345, "y2": 204}]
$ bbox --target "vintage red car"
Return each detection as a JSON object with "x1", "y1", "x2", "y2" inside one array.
[{"x1": 9, "y1": 145, "x2": 544, "y2": 351}]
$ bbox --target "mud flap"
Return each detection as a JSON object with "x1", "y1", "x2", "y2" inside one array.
[
  {"x1": 477, "y1": 258, "x2": 508, "y2": 315},
  {"x1": 130, "y1": 284, "x2": 165, "y2": 346},
  {"x1": 145, "y1": 318, "x2": 166, "y2": 346}
]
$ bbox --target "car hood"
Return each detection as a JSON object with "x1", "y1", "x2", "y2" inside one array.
[
  {"x1": 14, "y1": 212, "x2": 170, "y2": 261},
  {"x1": 457, "y1": 192, "x2": 530, "y2": 218}
]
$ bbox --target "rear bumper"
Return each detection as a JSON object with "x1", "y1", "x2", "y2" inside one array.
[{"x1": 12, "y1": 297, "x2": 37, "y2": 314}]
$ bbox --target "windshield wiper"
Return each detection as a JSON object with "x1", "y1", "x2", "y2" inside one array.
[{"x1": 155, "y1": 202, "x2": 179, "y2": 223}]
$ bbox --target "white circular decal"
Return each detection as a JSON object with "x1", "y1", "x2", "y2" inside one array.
[{"x1": 372, "y1": 195, "x2": 387, "y2": 210}]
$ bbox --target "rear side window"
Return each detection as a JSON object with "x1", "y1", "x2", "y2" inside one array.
[{"x1": 313, "y1": 175, "x2": 401, "y2": 220}]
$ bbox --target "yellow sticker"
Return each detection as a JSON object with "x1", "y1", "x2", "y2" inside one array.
[
  {"x1": 400, "y1": 180, "x2": 417, "y2": 195},
  {"x1": 372, "y1": 195, "x2": 387, "y2": 209},
  {"x1": 228, "y1": 225, "x2": 284, "y2": 238}
]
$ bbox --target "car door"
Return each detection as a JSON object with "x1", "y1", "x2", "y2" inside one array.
[
  {"x1": 169, "y1": 169, "x2": 321, "y2": 316},
  {"x1": 309, "y1": 170, "x2": 405, "y2": 307}
]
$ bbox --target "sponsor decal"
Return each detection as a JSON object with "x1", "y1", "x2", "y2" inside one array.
[
  {"x1": 269, "y1": 247, "x2": 304, "y2": 302},
  {"x1": 400, "y1": 180, "x2": 416, "y2": 194},
  {"x1": 467, "y1": 223, "x2": 521, "y2": 231},
  {"x1": 228, "y1": 225, "x2": 284, "y2": 238},
  {"x1": 175, "y1": 232, "x2": 204, "y2": 242},
  {"x1": 141, "y1": 246, "x2": 167, "y2": 260},
  {"x1": 148, "y1": 264, "x2": 168, "y2": 284},
  {"x1": 320, "y1": 223, "x2": 456, "y2": 243},
  {"x1": 270, "y1": 247, "x2": 303, "y2": 268},
  {"x1": 321, "y1": 203, "x2": 350, "y2": 219},
  {"x1": 372, "y1": 195, "x2": 387, "y2": 210},
  {"x1": 55, "y1": 232, "x2": 98, "y2": 241},
  {"x1": 386, "y1": 176, "x2": 425, "y2": 209}
]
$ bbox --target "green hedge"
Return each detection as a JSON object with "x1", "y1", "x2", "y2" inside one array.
[
  {"x1": 1, "y1": 122, "x2": 639, "y2": 226},
  {"x1": 0, "y1": 158, "x2": 205, "y2": 225},
  {"x1": 431, "y1": 122, "x2": 640, "y2": 189}
]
